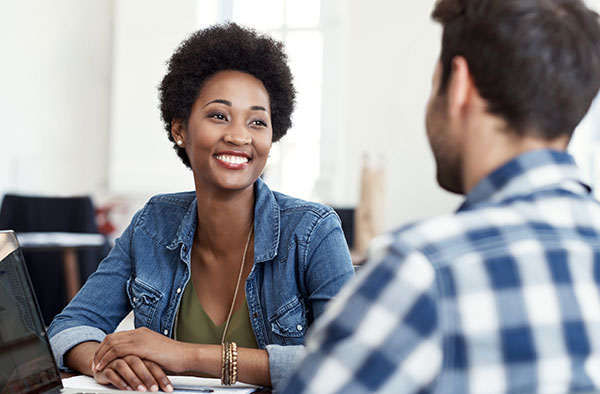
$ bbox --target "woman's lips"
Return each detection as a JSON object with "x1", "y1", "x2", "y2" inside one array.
[{"x1": 214, "y1": 153, "x2": 250, "y2": 169}]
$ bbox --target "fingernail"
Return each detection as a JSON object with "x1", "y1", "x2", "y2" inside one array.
[
  {"x1": 137, "y1": 385, "x2": 147, "y2": 392},
  {"x1": 150, "y1": 384, "x2": 158, "y2": 392},
  {"x1": 90, "y1": 362, "x2": 95, "y2": 371},
  {"x1": 166, "y1": 384, "x2": 173, "y2": 392},
  {"x1": 126, "y1": 386, "x2": 133, "y2": 391}
]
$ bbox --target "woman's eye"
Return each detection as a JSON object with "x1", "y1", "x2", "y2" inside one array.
[
  {"x1": 251, "y1": 119, "x2": 267, "y2": 127},
  {"x1": 209, "y1": 112, "x2": 226, "y2": 121}
]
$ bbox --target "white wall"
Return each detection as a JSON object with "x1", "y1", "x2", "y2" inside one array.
[
  {"x1": 331, "y1": 0, "x2": 461, "y2": 230},
  {"x1": 0, "y1": 0, "x2": 112, "y2": 197},
  {"x1": 108, "y1": 0, "x2": 196, "y2": 195}
]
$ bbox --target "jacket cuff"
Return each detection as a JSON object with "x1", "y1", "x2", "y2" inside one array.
[
  {"x1": 266, "y1": 344, "x2": 306, "y2": 392},
  {"x1": 49, "y1": 325, "x2": 106, "y2": 370}
]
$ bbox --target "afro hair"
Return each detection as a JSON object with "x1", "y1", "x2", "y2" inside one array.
[{"x1": 159, "y1": 22, "x2": 296, "y2": 168}]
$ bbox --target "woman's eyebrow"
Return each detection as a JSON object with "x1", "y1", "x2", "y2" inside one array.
[
  {"x1": 204, "y1": 99, "x2": 232, "y2": 108},
  {"x1": 250, "y1": 105, "x2": 268, "y2": 112}
]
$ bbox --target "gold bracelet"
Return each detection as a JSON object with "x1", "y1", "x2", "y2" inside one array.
[
  {"x1": 227, "y1": 343, "x2": 232, "y2": 385},
  {"x1": 230, "y1": 342, "x2": 238, "y2": 385},
  {"x1": 221, "y1": 342, "x2": 230, "y2": 385}
]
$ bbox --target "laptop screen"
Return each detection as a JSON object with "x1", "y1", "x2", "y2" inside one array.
[{"x1": 0, "y1": 232, "x2": 63, "y2": 394}]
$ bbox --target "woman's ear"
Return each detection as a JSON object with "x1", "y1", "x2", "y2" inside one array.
[{"x1": 171, "y1": 119, "x2": 185, "y2": 147}]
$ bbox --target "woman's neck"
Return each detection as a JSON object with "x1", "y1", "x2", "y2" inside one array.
[{"x1": 193, "y1": 185, "x2": 255, "y2": 259}]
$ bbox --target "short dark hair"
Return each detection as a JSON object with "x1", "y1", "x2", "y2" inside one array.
[
  {"x1": 432, "y1": 0, "x2": 600, "y2": 139},
  {"x1": 159, "y1": 23, "x2": 296, "y2": 168}
]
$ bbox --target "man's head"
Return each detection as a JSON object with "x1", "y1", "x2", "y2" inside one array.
[{"x1": 426, "y1": 0, "x2": 600, "y2": 193}]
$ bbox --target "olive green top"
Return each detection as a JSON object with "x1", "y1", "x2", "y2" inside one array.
[{"x1": 176, "y1": 280, "x2": 259, "y2": 349}]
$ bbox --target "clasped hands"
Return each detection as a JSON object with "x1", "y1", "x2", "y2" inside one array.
[{"x1": 91, "y1": 327, "x2": 190, "y2": 392}]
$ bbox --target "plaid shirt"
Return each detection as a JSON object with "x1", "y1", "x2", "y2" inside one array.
[{"x1": 282, "y1": 149, "x2": 600, "y2": 394}]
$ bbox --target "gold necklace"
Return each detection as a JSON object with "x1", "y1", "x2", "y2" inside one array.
[{"x1": 221, "y1": 222, "x2": 254, "y2": 344}]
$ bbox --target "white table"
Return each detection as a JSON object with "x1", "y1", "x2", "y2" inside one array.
[{"x1": 16, "y1": 232, "x2": 106, "y2": 301}]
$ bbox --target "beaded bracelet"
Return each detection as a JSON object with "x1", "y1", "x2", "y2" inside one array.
[
  {"x1": 222, "y1": 342, "x2": 238, "y2": 386},
  {"x1": 221, "y1": 342, "x2": 230, "y2": 385},
  {"x1": 230, "y1": 342, "x2": 238, "y2": 385}
]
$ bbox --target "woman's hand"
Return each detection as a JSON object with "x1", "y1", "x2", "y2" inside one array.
[
  {"x1": 93, "y1": 327, "x2": 191, "y2": 374},
  {"x1": 92, "y1": 354, "x2": 173, "y2": 392},
  {"x1": 92, "y1": 327, "x2": 271, "y2": 388}
]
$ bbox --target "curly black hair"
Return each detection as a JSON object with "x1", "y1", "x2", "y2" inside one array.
[{"x1": 159, "y1": 22, "x2": 296, "y2": 168}]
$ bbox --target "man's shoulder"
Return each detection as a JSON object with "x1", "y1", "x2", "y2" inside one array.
[
  {"x1": 376, "y1": 205, "x2": 526, "y2": 267},
  {"x1": 378, "y1": 190, "x2": 600, "y2": 269}
]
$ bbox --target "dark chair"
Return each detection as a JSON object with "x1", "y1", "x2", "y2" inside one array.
[
  {"x1": 0, "y1": 194, "x2": 109, "y2": 325},
  {"x1": 332, "y1": 207, "x2": 355, "y2": 249}
]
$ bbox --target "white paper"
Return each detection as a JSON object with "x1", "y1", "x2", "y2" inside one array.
[{"x1": 62, "y1": 375, "x2": 260, "y2": 393}]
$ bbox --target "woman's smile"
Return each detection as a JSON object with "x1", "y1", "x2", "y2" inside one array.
[{"x1": 214, "y1": 151, "x2": 251, "y2": 169}]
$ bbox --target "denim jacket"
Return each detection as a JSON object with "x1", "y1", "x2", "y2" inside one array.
[{"x1": 48, "y1": 179, "x2": 354, "y2": 390}]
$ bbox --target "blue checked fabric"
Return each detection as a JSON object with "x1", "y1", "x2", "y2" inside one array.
[{"x1": 281, "y1": 149, "x2": 600, "y2": 394}]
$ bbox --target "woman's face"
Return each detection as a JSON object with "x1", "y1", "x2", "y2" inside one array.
[{"x1": 176, "y1": 70, "x2": 273, "y2": 194}]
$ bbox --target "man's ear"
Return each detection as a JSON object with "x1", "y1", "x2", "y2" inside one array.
[
  {"x1": 171, "y1": 119, "x2": 185, "y2": 146},
  {"x1": 447, "y1": 56, "x2": 473, "y2": 117}
]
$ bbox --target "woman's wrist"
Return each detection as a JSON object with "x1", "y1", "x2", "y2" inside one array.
[
  {"x1": 185, "y1": 343, "x2": 221, "y2": 376},
  {"x1": 180, "y1": 343, "x2": 271, "y2": 387},
  {"x1": 65, "y1": 341, "x2": 100, "y2": 375}
]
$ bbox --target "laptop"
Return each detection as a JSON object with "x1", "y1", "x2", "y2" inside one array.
[{"x1": 0, "y1": 230, "x2": 130, "y2": 393}]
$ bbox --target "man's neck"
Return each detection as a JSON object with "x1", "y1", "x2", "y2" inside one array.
[{"x1": 461, "y1": 117, "x2": 570, "y2": 194}]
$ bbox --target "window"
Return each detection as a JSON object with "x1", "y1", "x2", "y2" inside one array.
[{"x1": 197, "y1": 0, "x2": 330, "y2": 200}]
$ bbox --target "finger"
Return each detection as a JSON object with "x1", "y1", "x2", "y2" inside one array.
[
  {"x1": 94, "y1": 334, "x2": 118, "y2": 369},
  {"x1": 144, "y1": 360, "x2": 173, "y2": 393},
  {"x1": 94, "y1": 366, "x2": 133, "y2": 392},
  {"x1": 108, "y1": 358, "x2": 148, "y2": 392},
  {"x1": 93, "y1": 341, "x2": 106, "y2": 368},
  {"x1": 126, "y1": 356, "x2": 160, "y2": 392},
  {"x1": 95, "y1": 346, "x2": 123, "y2": 372}
]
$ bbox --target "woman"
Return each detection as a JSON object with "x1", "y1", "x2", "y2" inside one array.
[{"x1": 47, "y1": 23, "x2": 354, "y2": 392}]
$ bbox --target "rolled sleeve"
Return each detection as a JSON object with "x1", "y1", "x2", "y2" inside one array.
[
  {"x1": 49, "y1": 325, "x2": 106, "y2": 370},
  {"x1": 266, "y1": 344, "x2": 307, "y2": 392}
]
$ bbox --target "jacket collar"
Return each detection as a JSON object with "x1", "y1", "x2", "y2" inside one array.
[
  {"x1": 459, "y1": 149, "x2": 591, "y2": 211},
  {"x1": 168, "y1": 178, "x2": 280, "y2": 263},
  {"x1": 253, "y1": 178, "x2": 280, "y2": 262}
]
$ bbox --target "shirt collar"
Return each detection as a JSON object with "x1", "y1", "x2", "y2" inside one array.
[
  {"x1": 168, "y1": 178, "x2": 280, "y2": 263},
  {"x1": 459, "y1": 149, "x2": 591, "y2": 211}
]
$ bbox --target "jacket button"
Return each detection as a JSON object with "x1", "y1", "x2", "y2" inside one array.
[
  {"x1": 253, "y1": 312, "x2": 259, "y2": 318},
  {"x1": 296, "y1": 324, "x2": 303, "y2": 331},
  {"x1": 176, "y1": 287, "x2": 182, "y2": 294},
  {"x1": 132, "y1": 297, "x2": 137, "y2": 303},
  {"x1": 163, "y1": 329, "x2": 169, "y2": 336}
]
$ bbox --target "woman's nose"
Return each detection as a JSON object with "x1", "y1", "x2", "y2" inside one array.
[{"x1": 223, "y1": 123, "x2": 252, "y2": 145}]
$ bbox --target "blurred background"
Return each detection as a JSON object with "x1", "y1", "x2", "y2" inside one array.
[{"x1": 1, "y1": 0, "x2": 600, "y2": 242}]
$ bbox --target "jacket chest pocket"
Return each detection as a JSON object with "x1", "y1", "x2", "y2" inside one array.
[
  {"x1": 126, "y1": 277, "x2": 163, "y2": 328},
  {"x1": 269, "y1": 295, "x2": 307, "y2": 345}
]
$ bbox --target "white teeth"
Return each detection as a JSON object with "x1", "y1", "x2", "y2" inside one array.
[{"x1": 215, "y1": 155, "x2": 249, "y2": 164}]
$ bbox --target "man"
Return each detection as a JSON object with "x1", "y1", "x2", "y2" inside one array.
[{"x1": 281, "y1": 0, "x2": 600, "y2": 392}]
